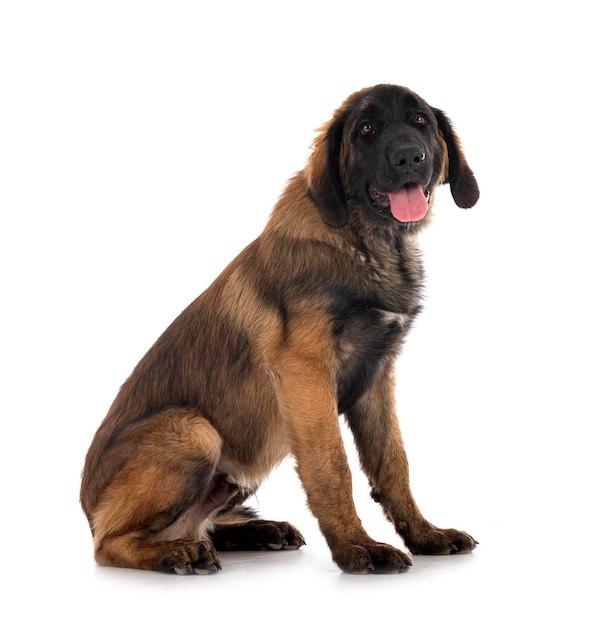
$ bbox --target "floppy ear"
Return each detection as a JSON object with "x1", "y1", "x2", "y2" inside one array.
[
  {"x1": 432, "y1": 108, "x2": 480, "y2": 208},
  {"x1": 304, "y1": 116, "x2": 349, "y2": 228}
]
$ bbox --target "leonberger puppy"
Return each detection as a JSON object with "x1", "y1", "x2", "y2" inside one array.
[{"x1": 80, "y1": 84, "x2": 480, "y2": 575}]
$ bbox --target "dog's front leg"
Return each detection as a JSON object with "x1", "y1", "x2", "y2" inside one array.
[
  {"x1": 344, "y1": 363, "x2": 477, "y2": 556},
  {"x1": 272, "y1": 350, "x2": 412, "y2": 574}
]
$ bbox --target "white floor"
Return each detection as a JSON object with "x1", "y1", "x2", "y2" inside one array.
[{"x1": 8, "y1": 429, "x2": 589, "y2": 626}]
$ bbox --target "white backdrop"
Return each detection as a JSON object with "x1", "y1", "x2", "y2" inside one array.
[{"x1": 1, "y1": 1, "x2": 590, "y2": 624}]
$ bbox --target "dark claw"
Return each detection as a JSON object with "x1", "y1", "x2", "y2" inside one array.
[{"x1": 449, "y1": 543, "x2": 460, "y2": 554}]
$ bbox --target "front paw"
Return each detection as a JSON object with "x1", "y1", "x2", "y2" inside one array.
[
  {"x1": 405, "y1": 526, "x2": 477, "y2": 555},
  {"x1": 332, "y1": 541, "x2": 413, "y2": 574}
]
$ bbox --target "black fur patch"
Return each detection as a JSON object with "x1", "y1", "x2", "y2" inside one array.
[{"x1": 329, "y1": 285, "x2": 406, "y2": 413}]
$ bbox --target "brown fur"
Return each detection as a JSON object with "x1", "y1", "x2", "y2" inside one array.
[{"x1": 80, "y1": 84, "x2": 479, "y2": 575}]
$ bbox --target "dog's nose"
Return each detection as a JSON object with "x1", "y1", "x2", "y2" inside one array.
[{"x1": 389, "y1": 145, "x2": 426, "y2": 170}]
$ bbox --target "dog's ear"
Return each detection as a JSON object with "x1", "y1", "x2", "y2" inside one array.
[
  {"x1": 304, "y1": 115, "x2": 349, "y2": 228},
  {"x1": 432, "y1": 108, "x2": 480, "y2": 208}
]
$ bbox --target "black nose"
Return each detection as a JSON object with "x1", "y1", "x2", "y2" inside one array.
[{"x1": 389, "y1": 145, "x2": 426, "y2": 170}]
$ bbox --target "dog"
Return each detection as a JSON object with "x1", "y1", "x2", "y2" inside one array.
[{"x1": 80, "y1": 84, "x2": 479, "y2": 575}]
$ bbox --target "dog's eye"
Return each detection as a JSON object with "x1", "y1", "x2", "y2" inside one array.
[
  {"x1": 359, "y1": 122, "x2": 375, "y2": 136},
  {"x1": 413, "y1": 113, "x2": 427, "y2": 126}
]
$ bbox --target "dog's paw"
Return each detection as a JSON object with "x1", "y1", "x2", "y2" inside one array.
[
  {"x1": 405, "y1": 526, "x2": 478, "y2": 556},
  {"x1": 254, "y1": 520, "x2": 306, "y2": 550},
  {"x1": 163, "y1": 539, "x2": 221, "y2": 575},
  {"x1": 211, "y1": 519, "x2": 306, "y2": 551},
  {"x1": 332, "y1": 542, "x2": 412, "y2": 574}
]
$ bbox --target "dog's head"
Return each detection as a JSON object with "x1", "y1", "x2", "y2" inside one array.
[{"x1": 305, "y1": 84, "x2": 479, "y2": 231}]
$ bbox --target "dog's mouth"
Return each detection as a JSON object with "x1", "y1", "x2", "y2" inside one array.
[{"x1": 369, "y1": 183, "x2": 429, "y2": 223}]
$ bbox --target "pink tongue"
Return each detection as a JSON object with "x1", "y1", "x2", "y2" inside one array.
[{"x1": 388, "y1": 184, "x2": 428, "y2": 223}]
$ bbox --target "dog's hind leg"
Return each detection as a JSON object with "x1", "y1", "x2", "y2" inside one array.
[
  {"x1": 89, "y1": 409, "x2": 236, "y2": 574},
  {"x1": 210, "y1": 506, "x2": 305, "y2": 551}
]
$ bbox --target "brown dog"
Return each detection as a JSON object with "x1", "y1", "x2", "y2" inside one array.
[{"x1": 80, "y1": 84, "x2": 480, "y2": 575}]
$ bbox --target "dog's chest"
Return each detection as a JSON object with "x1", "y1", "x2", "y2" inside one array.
[
  {"x1": 332, "y1": 297, "x2": 415, "y2": 358},
  {"x1": 330, "y1": 290, "x2": 419, "y2": 413}
]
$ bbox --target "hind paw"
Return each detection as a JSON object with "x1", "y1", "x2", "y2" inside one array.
[
  {"x1": 211, "y1": 519, "x2": 306, "y2": 551},
  {"x1": 165, "y1": 539, "x2": 221, "y2": 575}
]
